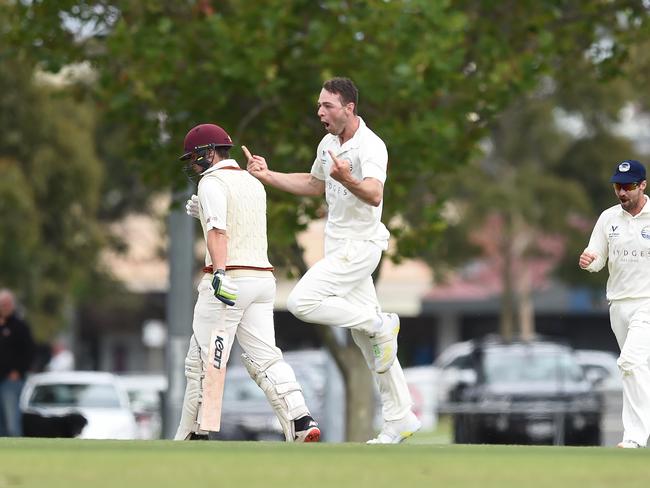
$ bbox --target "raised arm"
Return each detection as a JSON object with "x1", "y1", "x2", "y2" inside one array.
[
  {"x1": 242, "y1": 146, "x2": 325, "y2": 196},
  {"x1": 328, "y1": 150, "x2": 384, "y2": 207}
]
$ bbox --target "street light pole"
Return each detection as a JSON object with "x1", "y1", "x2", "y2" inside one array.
[{"x1": 164, "y1": 186, "x2": 195, "y2": 438}]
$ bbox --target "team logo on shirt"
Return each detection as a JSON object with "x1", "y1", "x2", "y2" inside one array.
[{"x1": 641, "y1": 226, "x2": 650, "y2": 240}]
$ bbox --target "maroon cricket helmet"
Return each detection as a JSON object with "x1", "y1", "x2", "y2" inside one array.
[{"x1": 179, "y1": 123, "x2": 233, "y2": 160}]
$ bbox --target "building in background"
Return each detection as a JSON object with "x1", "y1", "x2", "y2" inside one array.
[{"x1": 79, "y1": 209, "x2": 611, "y2": 373}]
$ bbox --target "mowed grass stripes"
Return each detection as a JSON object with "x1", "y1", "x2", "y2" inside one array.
[{"x1": 0, "y1": 438, "x2": 647, "y2": 488}]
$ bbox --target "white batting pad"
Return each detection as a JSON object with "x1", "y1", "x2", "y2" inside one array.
[{"x1": 241, "y1": 353, "x2": 310, "y2": 441}]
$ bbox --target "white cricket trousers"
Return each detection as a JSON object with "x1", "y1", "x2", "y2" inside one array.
[
  {"x1": 287, "y1": 236, "x2": 413, "y2": 421},
  {"x1": 176, "y1": 275, "x2": 304, "y2": 439},
  {"x1": 193, "y1": 275, "x2": 282, "y2": 366},
  {"x1": 609, "y1": 298, "x2": 650, "y2": 447}
]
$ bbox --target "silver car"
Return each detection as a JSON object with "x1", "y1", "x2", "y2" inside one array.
[{"x1": 20, "y1": 371, "x2": 138, "y2": 439}]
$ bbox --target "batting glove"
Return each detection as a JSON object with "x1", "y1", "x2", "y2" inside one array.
[
  {"x1": 211, "y1": 269, "x2": 238, "y2": 306},
  {"x1": 185, "y1": 194, "x2": 200, "y2": 219}
]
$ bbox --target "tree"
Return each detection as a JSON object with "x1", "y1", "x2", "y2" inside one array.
[
  {"x1": 0, "y1": 57, "x2": 107, "y2": 340},
  {"x1": 433, "y1": 92, "x2": 596, "y2": 339},
  {"x1": 6, "y1": 0, "x2": 650, "y2": 438},
  {"x1": 431, "y1": 60, "x2": 646, "y2": 339}
]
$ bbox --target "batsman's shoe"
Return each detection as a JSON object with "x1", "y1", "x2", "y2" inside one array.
[
  {"x1": 369, "y1": 313, "x2": 400, "y2": 374},
  {"x1": 294, "y1": 415, "x2": 321, "y2": 443},
  {"x1": 188, "y1": 432, "x2": 209, "y2": 441},
  {"x1": 617, "y1": 440, "x2": 642, "y2": 448},
  {"x1": 367, "y1": 411, "x2": 421, "y2": 444}
]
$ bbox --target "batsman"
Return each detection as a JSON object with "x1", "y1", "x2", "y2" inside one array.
[{"x1": 174, "y1": 123, "x2": 320, "y2": 442}]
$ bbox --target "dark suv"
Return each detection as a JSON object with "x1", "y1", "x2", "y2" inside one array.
[{"x1": 445, "y1": 337, "x2": 601, "y2": 445}]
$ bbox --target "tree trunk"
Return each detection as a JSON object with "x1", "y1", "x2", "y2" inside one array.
[
  {"x1": 339, "y1": 344, "x2": 375, "y2": 441},
  {"x1": 499, "y1": 236, "x2": 515, "y2": 341},
  {"x1": 317, "y1": 326, "x2": 375, "y2": 441},
  {"x1": 517, "y1": 265, "x2": 535, "y2": 341}
]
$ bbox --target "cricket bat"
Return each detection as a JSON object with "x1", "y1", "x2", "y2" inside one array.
[{"x1": 199, "y1": 313, "x2": 229, "y2": 432}]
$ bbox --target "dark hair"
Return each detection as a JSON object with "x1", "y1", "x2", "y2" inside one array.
[
  {"x1": 215, "y1": 146, "x2": 230, "y2": 159},
  {"x1": 322, "y1": 77, "x2": 358, "y2": 114}
]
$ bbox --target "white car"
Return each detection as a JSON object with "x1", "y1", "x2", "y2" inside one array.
[
  {"x1": 402, "y1": 365, "x2": 439, "y2": 430},
  {"x1": 574, "y1": 350, "x2": 623, "y2": 393},
  {"x1": 20, "y1": 371, "x2": 138, "y2": 439},
  {"x1": 432, "y1": 340, "x2": 477, "y2": 405},
  {"x1": 117, "y1": 374, "x2": 167, "y2": 440}
]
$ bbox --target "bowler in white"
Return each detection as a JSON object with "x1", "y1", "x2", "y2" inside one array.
[{"x1": 244, "y1": 77, "x2": 420, "y2": 444}]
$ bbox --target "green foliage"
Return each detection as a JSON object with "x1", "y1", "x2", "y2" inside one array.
[
  {"x1": 431, "y1": 59, "x2": 644, "y2": 315},
  {"x1": 4, "y1": 0, "x2": 650, "y2": 335},
  {"x1": 68, "y1": 1, "x2": 650, "y2": 269},
  {"x1": 0, "y1": 57, "x2": 107, "y2": 340},
  {"x1": 0, "y1": 160, "x2": 39, "y2": 287}
]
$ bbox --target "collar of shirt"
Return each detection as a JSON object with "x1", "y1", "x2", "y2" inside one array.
[
  {"x1": 201, "y1": 159, "x2": 240, "y2": 176},
  {"x1": 619, "y1": 194, "x2": 650, "y2": 217},
  {"x1": 334, "y1": 116, "x2": 367, "y2": 152}
]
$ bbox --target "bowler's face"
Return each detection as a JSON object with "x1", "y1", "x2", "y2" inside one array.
[{"x1": 317, "y1": 89, "x2": 353, "y2": 136}]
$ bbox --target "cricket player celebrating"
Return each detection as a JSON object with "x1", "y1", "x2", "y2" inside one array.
[
  {"x1": 579, "y1": 159, "x2": 650, "y2": 448},
  {"x1": 175, "y1": 123, "x2": 319, "y2": 442},
  {"x1": 243, "y1": 77, "x2": 421, "y2": 443}
]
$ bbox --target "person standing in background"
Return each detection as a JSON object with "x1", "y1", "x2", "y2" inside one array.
[{"x1": 0, "y1": 288, "x2": 36, "y2": 437}]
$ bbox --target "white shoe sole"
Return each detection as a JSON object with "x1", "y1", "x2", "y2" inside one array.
[
  {"x1": 617, "y1": 440, "x2": 642, "y2": 448},
  {"x1": 367, "y1": 416, "x2": 422, "y2": 444}
]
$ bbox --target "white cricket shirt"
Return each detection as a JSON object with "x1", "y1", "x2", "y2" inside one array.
[
  {"x1": 584, "y1": 195, "x2": 650, "y2": 300},
  {"x1": 310, "y1": 117, "x2": 390, "y2": 245}
]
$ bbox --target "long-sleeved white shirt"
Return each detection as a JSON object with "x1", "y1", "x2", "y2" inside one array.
[{"x1": 584, "y1": 195, "x2": 650, "y2": 300}]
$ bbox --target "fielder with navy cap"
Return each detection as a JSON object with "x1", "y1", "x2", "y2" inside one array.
[
  {"x1": 579, "y1": 159, "x2": 650, "y2": 448},
  {"x1": 610, "y1": 159, "x2": 646, "y2": 184}
]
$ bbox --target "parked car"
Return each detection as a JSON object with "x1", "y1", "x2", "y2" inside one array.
[
  {"x1": 432, "y1": 340, "x2": 476, "y2": 405},
  {"x1": 402, "y1": 365, "x2": 438, "y2": 430},
  {"x1": 573, "y1": 350, "x2": 624, "y2": 447},
  {"x1": 574, "y1": 350, "x2": 623, "y2": 394},
  {"x1": 20, "y1": 371, "x2": 139, "y2": 439},
  {"x1": 443, "y1": 337, "x2": 602, "y2": 446},
  {"x1": 117, "y1": 374, "x2": 168, "y2": 439},
  {"x1": 211, "y1": 348, "x2": 344, "y2": 441},
  {"x1": 209, "y1": 366, "x2": 284, "y2": 441}
]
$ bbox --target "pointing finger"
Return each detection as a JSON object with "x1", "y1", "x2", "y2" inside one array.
[{"x1": 242, "y1": 145, "x2": 253, "y2": 161}]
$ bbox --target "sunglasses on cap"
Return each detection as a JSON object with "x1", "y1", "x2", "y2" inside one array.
[{"x1": 613, "y1": 182, "x2": 640, "y2": 192}]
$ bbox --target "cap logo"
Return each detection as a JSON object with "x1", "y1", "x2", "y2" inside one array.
[{"x1": 619, "y1": 162, "x2": 631, "y2": 172}]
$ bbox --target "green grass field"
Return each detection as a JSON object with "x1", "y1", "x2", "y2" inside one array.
[{"x1": 0, "y1": 437, "x2": 648, "y2": 488}]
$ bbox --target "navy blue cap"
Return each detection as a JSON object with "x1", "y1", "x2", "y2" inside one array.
[{"x1": 610, "y1": 160, "x2": 646, "y2": 184}]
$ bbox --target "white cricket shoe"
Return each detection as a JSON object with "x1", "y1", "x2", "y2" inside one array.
[
  {"x1": 369, "y1": 313, "x2": 400, "y2": 374},
  {"x1": 366, "y1": 411, "x2": 422, "y2": 444},
  {"x1": 617, "y1": 440, "x2": 642, "y2": 448}
]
